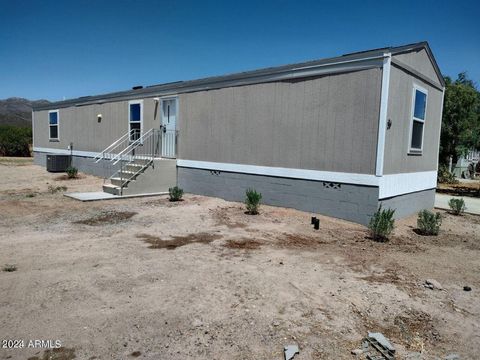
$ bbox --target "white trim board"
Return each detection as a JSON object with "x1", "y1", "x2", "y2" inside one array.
[
  {"x1": 378, "y1": 171, "x2": 436, "y2": 199},
  {"x1": 32, "y1": 149, "x2": 437, "y2": 199},
  {"x1": 31, "y1": 110, "x2": 35, "y2": 148},
  {"x1": 33, "y1": 146, "x2": 99, "y2": 158},
  {"x1": 408, "y1": 83, "x2": 429, "y2": 154},
  {"x1": 128, "y1": 99, "x2": 144, "y2": 140},
  {"x1": 435, "y1": 88, "x2": 446, "y2": 171},
  {"x1": 177, "y1": 159, "x2": 437, "y2": 199},
  {"x1": 178, "y1": 159, "x2": 378, "y2": 186},
  {"x1": 375, "y1": 53, "x2": 391, "y2": 177},
  {"x1": 48, "y1": 109, "x2": 60, "y2": 141}
]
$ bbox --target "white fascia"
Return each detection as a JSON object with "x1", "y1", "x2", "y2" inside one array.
[
  {"x1": 33, "y1": 146, "x2": 99, "y2": 158},
  {"x1": 375, "y1": 52, "x2": 392, "y2": 177}
]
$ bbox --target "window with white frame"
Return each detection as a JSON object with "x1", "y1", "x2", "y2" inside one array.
[
  {"x1": 129, "y1": 101, "x2": 142, "y2": 141},
  {"x1": 409, "y1": 86, "x2": 427, "y2": 152},
  {"x1": 49, "y1": 110, "x2": 59, "y2": 140}
]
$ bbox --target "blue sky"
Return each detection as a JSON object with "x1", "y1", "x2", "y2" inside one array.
[{"x1": 1, "y1": 0, "x2": 479, "y2": 101}]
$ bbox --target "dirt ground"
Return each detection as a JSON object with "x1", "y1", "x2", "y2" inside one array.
[
  {"x1": 0, "y1": 159, "x2": 479, "y2": 360},
  {"x1": 437, "y1": 180, "x2": 480, "y2": 197}
]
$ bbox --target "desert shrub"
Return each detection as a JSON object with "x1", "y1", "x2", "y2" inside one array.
[
  {"x1": 48, "y1": 185, "x2": 67, "y2": 194},
  {"x1": 66, "y1": 166, "x2": 78, "y2": 179},
  {"x1": 368, "y1": 205, "x2": 395, "y2": 242},
  {"x1": 245, "y1": 188, "x2": 262, "y2": 215},
  {"x1": 0, "y1": 125, "x2": 32, "y2": 157},
  {"x1": 448, "y1": 198, "x2": 466, "y2": 215},
  {"x1": 168, "y1": 186, "x2": 184, "y2": 202},
  {"x1": 416, "y1": 210, "x2": 442, "y2": 235},
  {"x1": 437, "y1": 165, "x2": 458, "y2": 184}
]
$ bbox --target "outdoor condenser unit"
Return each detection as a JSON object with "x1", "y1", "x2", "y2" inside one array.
[{"x1": 46, "y1": 154, "x2": 71, "y2": 172}]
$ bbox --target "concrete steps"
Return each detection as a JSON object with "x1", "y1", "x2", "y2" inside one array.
[
  {"x1": 102, "y1": 159, "x2": 177, "y2": 196},
  {"x1": 102, "y1": 183, "x2": 121, "y2": 195}
]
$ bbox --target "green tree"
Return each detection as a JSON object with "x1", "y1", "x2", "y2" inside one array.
[
  {"x1": 0, "y1": 125, "x2": 32, "y2": 157},
  {"x1": 439, "y1": 72, "x2": 480, "y2": 166}
]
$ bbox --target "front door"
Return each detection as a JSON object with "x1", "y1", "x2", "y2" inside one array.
[{"x1": 161, "y1": 98, "x2": 177, "y2": 158}]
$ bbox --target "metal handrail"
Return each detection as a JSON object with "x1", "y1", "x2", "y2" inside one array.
[
  {"x1": 99, "y1": 128, "x2": 176, "y2": 193},
  {"x1": 94, "y1": 129, "x2": 138, "y2": 163},
  {"x1": 113, "y1": 129, "x2": 161, "y2": 195},
  {"x1": 111, "y1": 128, "x2": 155, "y2": 165}
]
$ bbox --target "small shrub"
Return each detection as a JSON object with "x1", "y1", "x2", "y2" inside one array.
[
  {"x1": 66, "y1": 166, "x2": 78, "y2": 179},
  {"x1": 368, "y1": 205, "x2": 395, "y2": 242},
  {"x1": 437, "y1": 165, "x2": 458, "y2": 184},
  {"x1": 448, "y1": 198, "x2": 466, "y2": 215},
  {"x1": 3, "y1": 264, "x2": 17, "y2": 272},
  {"x1": 25, "y1": 193, "x2": 36, "y2": 198},
  {"x1": 416, "y1": 210, "x2": 442, "y2": 235},
  {"x1": 48, "y1": 185, "x2": 67, "y2": 194},
  {"x1": 168, "y1": 186, "x2": 184, "y2": 202},
  {"x1": 245, "y1": 188, "x2": 262, "y2": 215}
]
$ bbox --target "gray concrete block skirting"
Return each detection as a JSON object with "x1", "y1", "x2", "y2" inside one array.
[
  {"x1": 34, "y1": 152, "x2": 108, "y2": 178},
  {"x1": 34, "y1": 152, "x2": 437, "y2": 225},
  {"x1": 178, "y1": 167, "x2": 379, "y2": 225}
]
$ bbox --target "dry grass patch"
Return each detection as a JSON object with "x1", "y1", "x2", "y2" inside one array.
[
  {"x1": 74, "y1": 211, "x2": 137, "y2": 226},
  {"x1": 387, "y1": 309, "x2": 439, "y2": 351},
  {"x1": 138, "y1": 232, "x2": 223, "y2": 250},
  {"x1": 223, "y1": 238, "x2": 262, "y2": 250},
  {"x1": 27, "y1": 347, "x2": 76, "y2": 360},
  {"x1": 54, "y1": 173, "x2": 86, "y2": 181},
  {"x1": 3, "y1": 264, "x2": 17, "y2": 272},
  {"x1": 0, "y1": 156, "x2": 33, "y2": 166}
]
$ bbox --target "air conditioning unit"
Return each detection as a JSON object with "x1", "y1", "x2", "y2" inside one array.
[{"x1": 46, "y1": 154, "x2": 71, "y2": 172}]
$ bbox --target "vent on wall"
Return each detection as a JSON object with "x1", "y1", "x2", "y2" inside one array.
[{"x1": 322, "y1": 182, "x2": 341, "y2": 190}]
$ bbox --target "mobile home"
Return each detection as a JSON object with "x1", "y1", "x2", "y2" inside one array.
[{"x1": 32, "y1": 41, "x2": 445, "y2": 225}]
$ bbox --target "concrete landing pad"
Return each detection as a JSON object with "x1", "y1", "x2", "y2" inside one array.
[{"x1": 65, "y1": 191, "x2": 168, "y2": 202}]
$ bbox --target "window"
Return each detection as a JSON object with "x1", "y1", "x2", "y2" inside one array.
[
  {"x1": 409, "y1": 86, "x2": 427, "y2": 152},
  {"x1": 49, "y1": 110, "x2": 59, "y2": 140},
  {"x1": 129, "y1": 101, "x2": 142, "y2": 141}
]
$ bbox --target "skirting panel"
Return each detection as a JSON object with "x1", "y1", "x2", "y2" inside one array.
[
  {"x1": 33, "y1": 152, "x2": 107, "y2": 178},
  {"x1": 178, "y1": 167, "x2": 379, "y2": 225},
  {"x1": 380, "y1": 188, "x2": 435, "y2": 219}
]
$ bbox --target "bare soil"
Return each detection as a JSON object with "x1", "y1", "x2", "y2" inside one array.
[
  {"x1": 0, "y1": 159, "x2": 479, "y2": 359},
  {"x1": 74, "y1": 210, "x2": 137, "y2": 226},
  {"x1": 26, "y1": 347, "x2": 76, "y2": 360}
]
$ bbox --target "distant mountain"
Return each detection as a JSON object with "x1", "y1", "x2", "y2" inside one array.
[{"x1": 0, "y1": 97, "x2": 50, "y2": 127}]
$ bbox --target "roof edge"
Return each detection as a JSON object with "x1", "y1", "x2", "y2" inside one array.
[
  {"x1": 33, "y1": 41, "x2": 443, "y2": 111},
  {"x1": 389, "y1": 41, "x2": 445, "y2": 87}
]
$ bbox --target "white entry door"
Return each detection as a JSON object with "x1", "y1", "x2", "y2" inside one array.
[{"x1": 161, "y1": 98, "x2": 177, "y2": 158}]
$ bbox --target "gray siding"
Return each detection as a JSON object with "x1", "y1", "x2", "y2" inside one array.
[
  {"x1": 393, "y1": 49, "x2": 441, "y2": 85},
  {"x1": 178, "y1": 68, "x2": 382, "y2": 174},
  {"x1": 178, "y1": 167, "x2": 379, "y2": 225},
  {"x1": 33, "y1": 98, "x2": 161, "y2": 152},
  {"x1": 383, "y1": 66, "x2": 443, "y2": 174}
]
